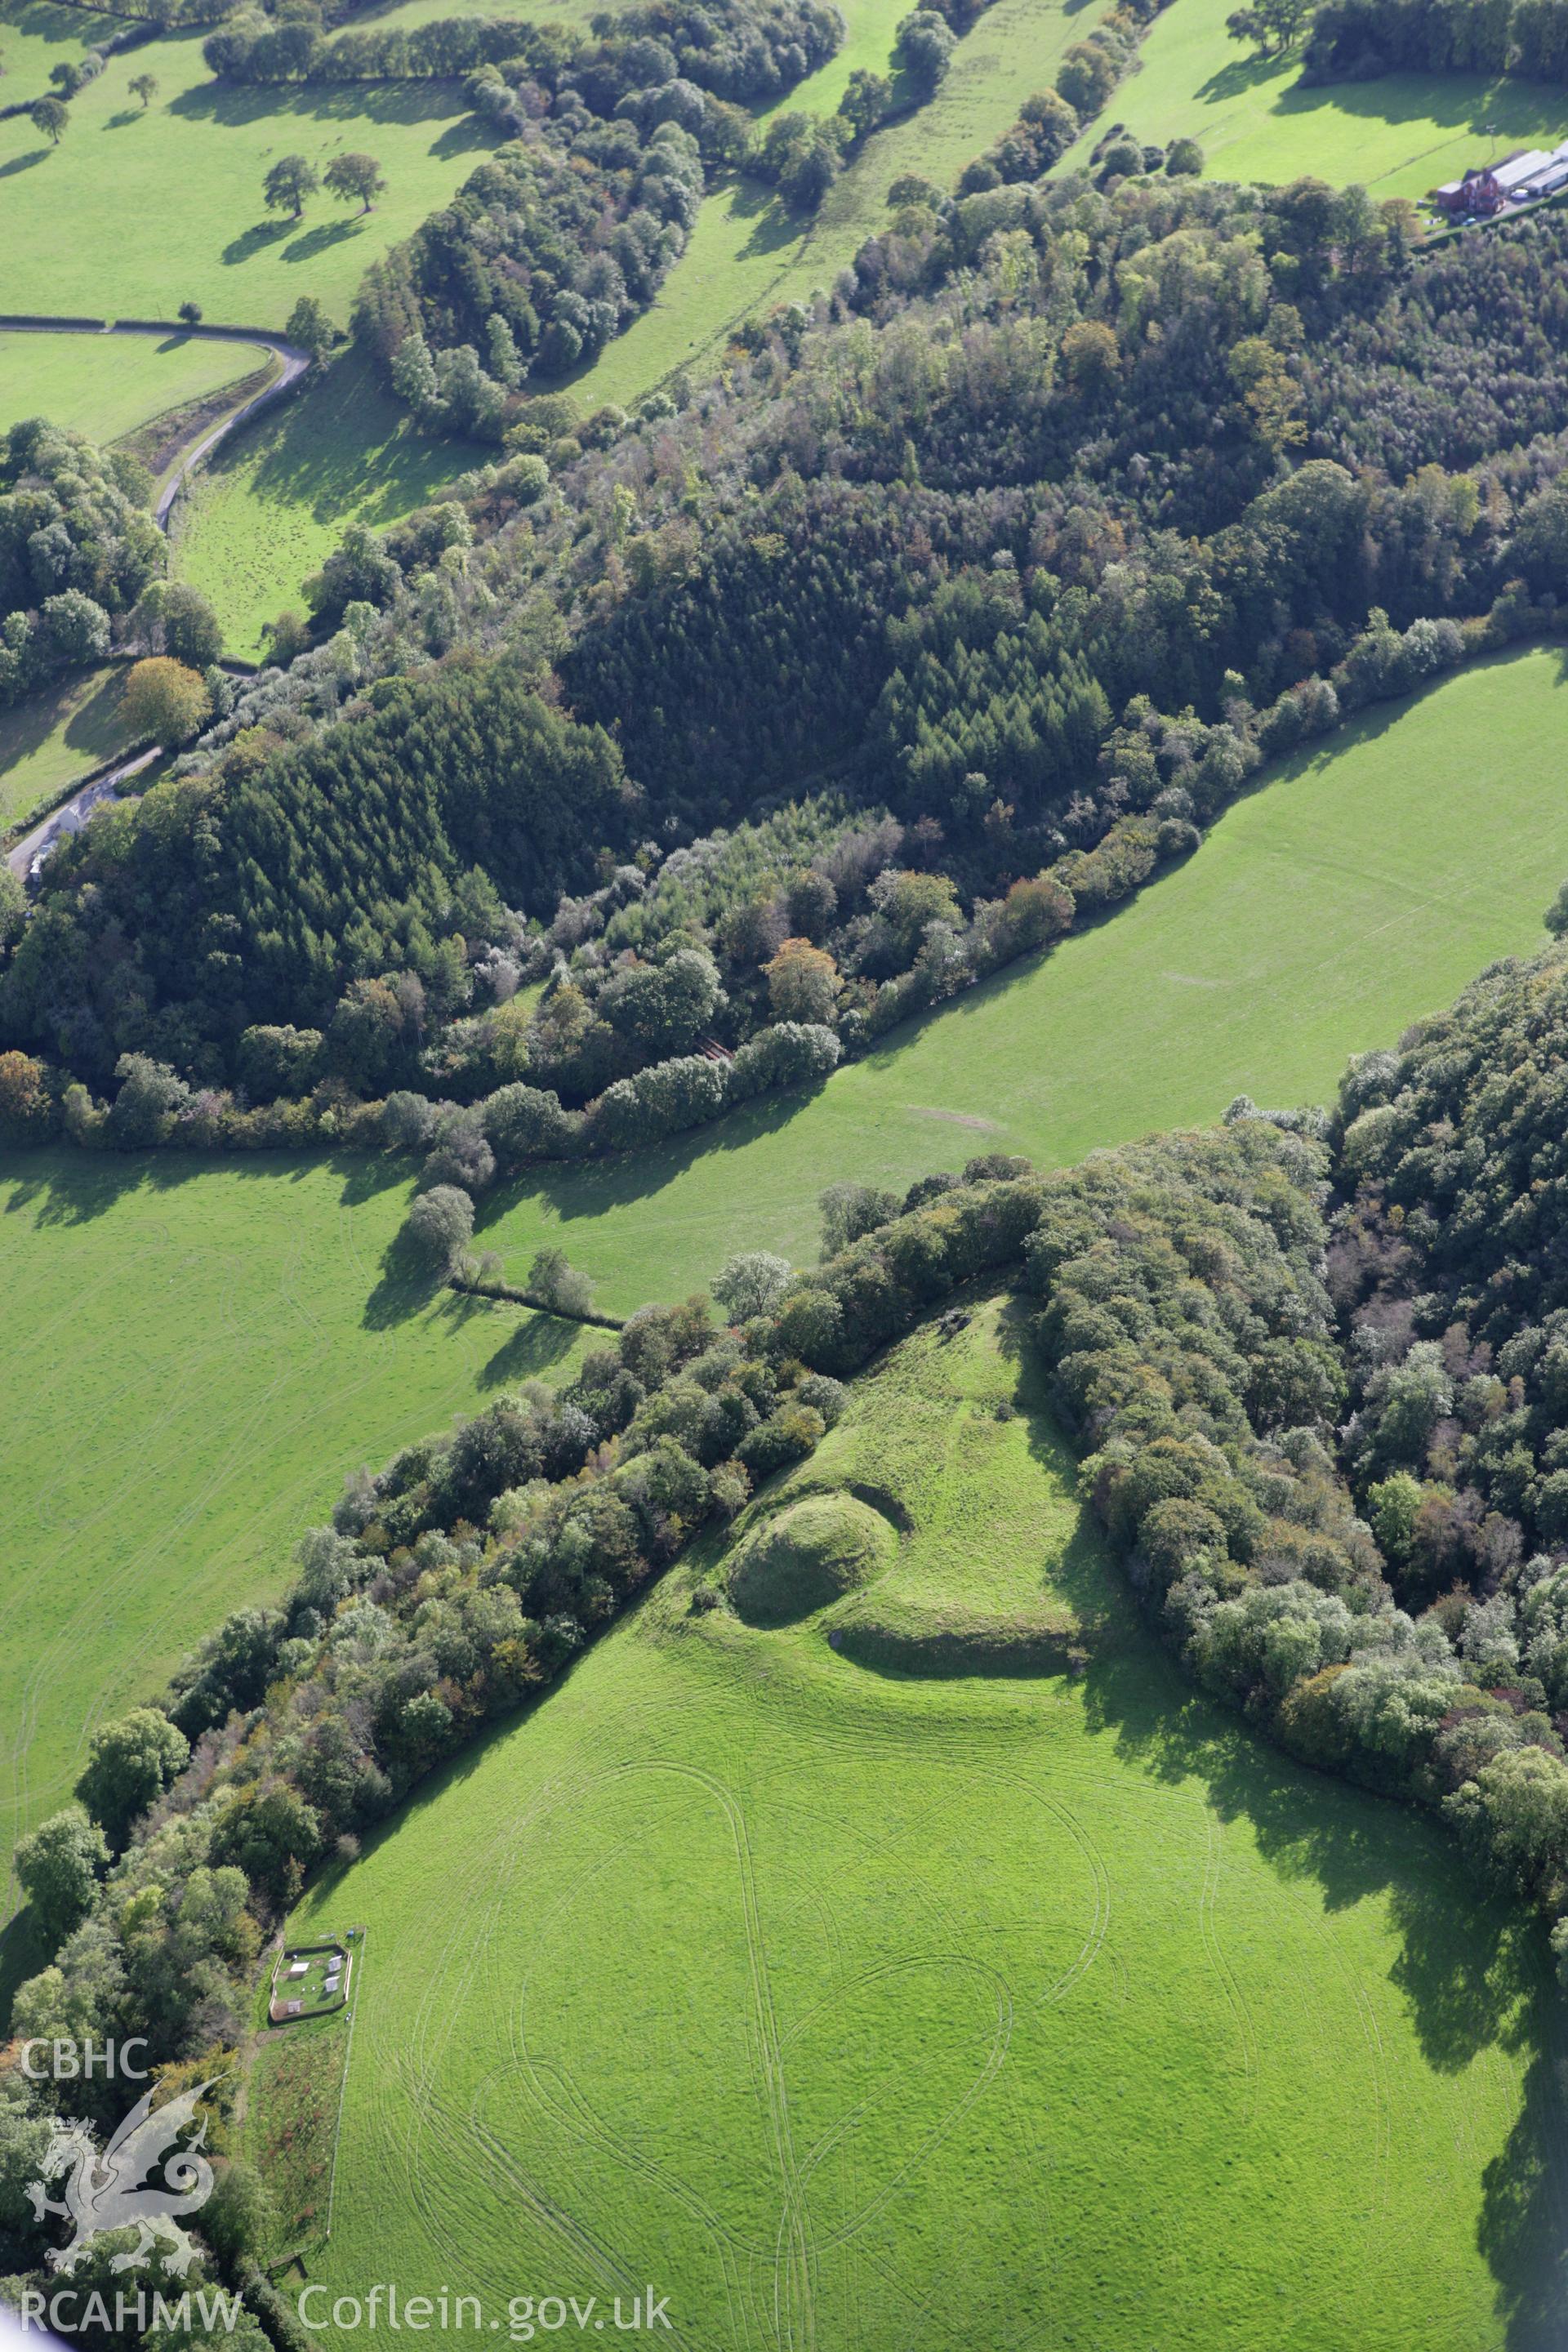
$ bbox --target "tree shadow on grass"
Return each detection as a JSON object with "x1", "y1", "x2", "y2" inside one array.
[
  {"x1": 283, "y1": 217, "x2": 367, "y2": 265},
  {"x1": 474, "y1": 1088, "x2": 809, "y2": 1288},
  {"x1": 429, "y1": 112, "x2": 497, "y2": 161},
  {"x1": 1196, "y1": 48, "x2": 1298, "y2": 104},
  {"x1": 222, "y1": 218, "x2": 292, "y2": 269},
  {"x1": 201, "y1": 345, "x2": 481, "y2": 529},
  {"x1": 724, "y1": 172, "x2": 804, "y2": 263},
  {"x1": 361, "y1": 1240, "x2": 446, "y2": 1331},
  {"x1": 0, "y1": 1139, "x2": 403, "y2": 1231},
  {"x1": 0, "y1": 1905, "x2": 45, "y2": 2034},
  {"x1": 476, "y1": 1307, "x2": 581, "y2": 1390},
  {"x1": 0, "y1": 665, "x2": 125, "y2": 785},
  {"x1": 0, "y1": 150, "x2": 49, "y2": 177},
  {"x1": 172, "y1": 76, "x2": 474, "y2": 132},
  {"x1": 1266, "y1": 65, "x2": 1568, "y2": 140}
]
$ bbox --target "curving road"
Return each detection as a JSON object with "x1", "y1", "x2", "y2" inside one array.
[
  {"x1": 6, "y1": 746, "x2": 161, "y2": 882},
  {"x1": 2, "y1": 318, "x2": 310, "y2": 877},
  {"x1": 1, "y1": 314, "x2": 310, "y2": 526}
]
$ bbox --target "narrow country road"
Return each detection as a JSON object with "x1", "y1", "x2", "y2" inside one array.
[
  {"x1": 2, "y1": 318, "x2": 310, "y2": 878},
  {"x1": 1, "y1": 314, "x2": 311, "y2": 529},
  {"x1": 6, "y1": 746, "x2": 161, "y2": 882}
]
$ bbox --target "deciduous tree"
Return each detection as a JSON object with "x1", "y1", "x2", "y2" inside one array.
[
  {"x1": 30, "y1": 95, "x2": 69, "y2": 145},
  {"x1": 263, "y1": 153, "x2": 318, "y2": 219},
  {"x1": 323, "y1": 149, "x2": 384, "y2": 212},
  {"x1": 122, "y1": 654, "x2": 211, "y2": 744}
]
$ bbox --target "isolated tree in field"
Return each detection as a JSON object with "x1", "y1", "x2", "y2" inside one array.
[
  {"x1": 323, "y1": 149, "x2": 384, "y2": 212},
  {"x1": 285, "y1": 292, "x2": 338, "y2": 360},
  {"x1": 129, "y1": 70, "x2": 158, "y2": 108},
  {"x1": 75, "y1": 1708, "x2": 189, "y2": 1846},
  {"x1": 30, "y1": 95, "x2": 69, "y2": 144},
  {"x1": 263, "y1": 152, "x2": 318, "y2": 219},
  {"x1": 177, "y1": 298, "x2": 203, "y2": 326},
  {"x1": 14, "y1": 1805, "x2": 108, "y2": 1949},
  {"x1": 122, "y1": 654, "x2": 211, "y2": 744}
]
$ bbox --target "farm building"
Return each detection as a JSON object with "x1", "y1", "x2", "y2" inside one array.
[{"x1": 1434, "y1": 144, "x2": 1568, "y2": 216}]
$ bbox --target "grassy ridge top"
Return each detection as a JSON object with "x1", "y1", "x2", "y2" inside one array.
[
  {"x1": 474, "y1": 641, "x2": 1568, "y2": 1309},
  {"x1": 287, "y1": 1302, "x2": 1563, "y2": 2349}
]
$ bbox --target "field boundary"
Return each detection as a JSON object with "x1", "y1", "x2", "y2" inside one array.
[{"x1": 449, "y1": 1272, "x2": 626, "y2": 1330}]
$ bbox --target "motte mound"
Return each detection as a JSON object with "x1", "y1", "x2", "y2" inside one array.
[{"x1": 728, "y1": 1493, "x2": 897, "y2": 1627}]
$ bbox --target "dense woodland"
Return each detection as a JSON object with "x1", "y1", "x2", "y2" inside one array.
[
  {"x1": 0, "y1": 422, "x2": 163, "y2": 709},
  {"x1": 347, "y1": 0, "x2": 840, "y2": 412},
  {"x1": 12, "y1": 172, "x2": 1568, "y2": 1164},
  {"x1": 1303, "y1": 0, "x2": 1568, "y2": 83}
]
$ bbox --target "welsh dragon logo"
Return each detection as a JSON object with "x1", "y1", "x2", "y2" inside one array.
[{"x1": 26, "y1": 2081, "x2": 217, "y2": 2274}]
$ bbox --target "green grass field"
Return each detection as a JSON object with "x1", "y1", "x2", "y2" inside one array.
[
  {"x1": 0, "y1": 329, "x2": 261, "y2": 446},
  {"x1": 0, "y1": 1150, "x2": 588, "y2": 1984},
  {"x1": 174, "y1": 348, "x2": 483, "y2": 654},
  {"x1": 1068, "y1": 0, "x2": 1568, "y2": 196},
  {"x1": 287, "y1": 1302, "x2": 1568, "y2": 2350},
  {"x1": 474, "y1": 642, "x2": 1568, "y2": 1311},
  {"x1": 0, "y1": 20, "x2": 497, "y2": 330},
  {"x1": 0, "y1": 0, "x2": 120, "y2": 91},
  {"x1": 0, "y1": 665, "x2": 131, "y2": 830}
]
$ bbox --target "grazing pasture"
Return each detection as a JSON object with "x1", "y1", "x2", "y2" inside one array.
[
  {"x1": 0, "y1": 329, "x2": 260, "y2": 447},
  {"x1": 173, "y1": 350, "x2": 482, "y2": 655},
  {"x1": 7, "y1": 641, "x2": 1567, "y2": 1979},
  {"x1": 0, "y1": 23, "x2": 497, "y2": 329},
  {"x1": 0, "y1": 666, "x2": 130, "y2": 830},
  {"x1": 0, "y1": 0, "x2": 119, "y2": 91},
  {"x1": 477, "y1": 642, "x2": 1568, "y2": 1310},
  {"x1": 0, "y1": 1151, "x2": 587, "y2": 1974},
  {"x1": 287, "y1": 1303, "x2": 1567, "y2": 2352},
  {"x1": 1071, "y1": 0, "x2": 1568, "y2": 197}
]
